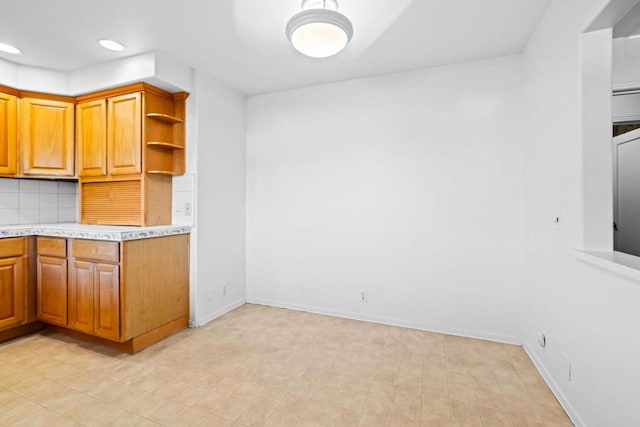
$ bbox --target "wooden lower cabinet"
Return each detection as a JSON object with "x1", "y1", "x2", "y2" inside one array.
[
  {"x1": 94, "y1": 263, "x2": 119, "y2": 340},
  {"x1": 0, "y1": 256, "x2": 25, "y2": 329},
  {"x1": 36, "y1": 237, "x2": 68, "y2": 326},
  {"x1": 68, "y1": 260, "x2": 94, "y2": 333},
  {"x1": 0, "y1": 237, "x2": 39, "y2": 342},
  {"x1": 37, "y1": 234, "x2": 189, "y2": 353},
  {"x1": 37, "y1": 256, "x2": 67, "y2": 325},
  {"x1": 69, "y1": 259, "x2": 119, "y2": 340}
]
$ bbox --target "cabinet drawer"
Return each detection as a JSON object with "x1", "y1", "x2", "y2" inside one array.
[
  {"x1": 37, "y1": 237, "x2": 67, "y2": 257},
  {"x1": 72, "y1": 240, "x2": 119, "y2": 263},
  {"x1": 0, "y1": 237, "x2": 25, "y2": 258}
]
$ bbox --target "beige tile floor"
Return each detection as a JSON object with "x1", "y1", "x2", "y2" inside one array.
[{"x1": 0, "y1": 304, "x2": 572, "y2": 427}]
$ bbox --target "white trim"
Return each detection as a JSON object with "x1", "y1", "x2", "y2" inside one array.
[
  {"x1": 613, "y1": 86, "x2": 640, "y2": 95},
  {"x1": 193, "y1": 298, "x2": 246, "y2": 327},
  {"x1": 246, "y1": 298, "x2": 521, "y2": 345},
  {"x1": 524, "y1": 344, "x2": 584, "y2": 427},
  {"x1": 613, "y1": 82, "x2": 640, "y2": 94},
  {"x1": 611, "y1": 80, "x2": 640, "y2": 96},
  {"x1": 574, "y1": 249, "x2": 640, "y2": 282},
  {"x1": 579, "y1": 29, "x2": 615, "y2": 250},
  {"x1": 612, "y1": 92, "x2": 640, "y2": 123}
]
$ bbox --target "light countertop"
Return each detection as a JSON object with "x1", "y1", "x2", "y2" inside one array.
[{"x1": 0, "y1": 223, "x2": 191, "y2": 241}]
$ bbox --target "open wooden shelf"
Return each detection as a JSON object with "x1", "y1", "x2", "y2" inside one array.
[
  {"x1": 147, "y1": 141, "x2": 184, "y2": 150},
  {"x1": 147, "y1": 170, "x2": 180, "y2": 176},
  {"x1": 146, "y1": 113, "x2": 183, "y2": 124},
  {"x1": 145, "y1": 96, "x2": 186, "y2": 178}
]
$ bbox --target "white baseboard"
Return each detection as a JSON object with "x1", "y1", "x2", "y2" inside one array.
[
  {"x1": 246, "y1": 297, "x2": 521, "y2": 345},
  {"x1": 193, "y1": 297, "x2": 246, "y2": 327},
  {"x1": 523, "y1": 344, "x2": 583, "y2": 427}
]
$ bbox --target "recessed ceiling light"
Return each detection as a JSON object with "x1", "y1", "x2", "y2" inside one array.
[
  {"x1": 98, "y1": 39, "x2": 125, "y2": 52},
  {"x1": 0, "y1": 42, "x2": 22, "y2": 54}
]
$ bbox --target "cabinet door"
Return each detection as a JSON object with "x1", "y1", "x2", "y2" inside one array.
[
  {"x1": 77, "y1": 99, "x2": 107, "y2": 177},
  {"x1": 68, "y1": 260, "x2": 94, "y2": 333},
  {"x1": 21, "y1": 98, "x2": 75, "y2": 176},
  {"x1": 0, "y1": 257, "x2": 25, "y2": 330},
  {"x1": 37, "y1": 255, "x2": 67, "y2": 325},
  {"x1": 94, "y1": 263, "x2": 119, "y2": 340},
  {"x1": 108, "y1": 93, "x2": 141, "y2": 176},
  {"x1": 0, "y1": 92, "x2": 18, "y2": 176}
]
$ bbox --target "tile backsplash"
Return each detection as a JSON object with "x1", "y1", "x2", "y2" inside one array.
[
  {"x1": 0, "y1": 178, "x2": 78, "y2": 226},
  {"x1": 0, "y1": 176, "x2": 193, "y2": 227},
  {"x1": 172, "y1": 173, "x2": 195, "y2": 227}
]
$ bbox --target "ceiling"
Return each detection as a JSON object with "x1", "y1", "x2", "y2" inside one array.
[{"x1": 0, "y1": 0, "x2": 551, "y2": 95}]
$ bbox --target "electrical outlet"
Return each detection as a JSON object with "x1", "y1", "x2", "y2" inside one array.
[
  {"x1": 222, "y1": 284, "x2": 227, "y2": 296},
  {"x1": 537, "y1": 332, "x2": 547, "y2": 348},
  {"x1": 185, "y1": 202, "x2": 193, "y2": 216},
  {"x1": 360, "y1": 289, "x2": 367, "y2": 302}
]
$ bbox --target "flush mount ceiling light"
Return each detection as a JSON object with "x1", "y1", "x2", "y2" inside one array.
[
  {"x1": 98, "y1": 39, "x2": 125, "y2": 52},
  {"x1": 286, "y1": 0, "x2": 353, "y2": 58},
  {"x1": 0, "y1": 42, "x2": 21, "y2": 54}
]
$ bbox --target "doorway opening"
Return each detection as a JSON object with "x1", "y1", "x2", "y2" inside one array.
[{"x1": 612, "y1": 90, "x2": 640, "y2": 257}]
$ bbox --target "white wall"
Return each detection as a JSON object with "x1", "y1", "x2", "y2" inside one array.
[
  {"x1": 17, "y1": 66, "x2": 68, "y2": 95},
  {"x1": 194, "y1": 70, "x2": 246, "y2": 325},
  {"x1": 246, "y1": 56, "x2": 525, "y2": 343},
  {"x1": 523, "y1": 0, "x2": 640, "y2": 425},
  {"x1": 0, "y1": 58, "x2": 19, "y2": 86},
  {"x1": 69, "y1": 53, "x2": 156, "y2": 95}
]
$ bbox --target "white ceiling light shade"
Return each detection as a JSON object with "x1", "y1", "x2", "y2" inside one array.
[
  {"x1": 286, "y1": 0, "x2": 353, "y2": 58},
  {"x1": 0, "y1": 42, "x2": 21, "y2": 54},
  {"x1": 98, "y1": 39, "x2": 125, "y2": 52}
]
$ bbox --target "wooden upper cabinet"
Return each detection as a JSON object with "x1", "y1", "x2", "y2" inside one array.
[
  {"x1": 77, "y1": 92, "x2": 142, "y2": 178},
  {"x1": 77, "y1": 99, "x2": 107, "y2": 177},
  {"x1": 74, "y1": 84, "x2": 188, "y2": 226},
  {"x1": 21, "y1": 97, "x2": 75, "y2": 177},
  {"x1": 0, "y1": 91, "x2": 18, "y2": 176},
  {"x1": 108, "y1": 92, "x2": 141, "y2": 176}
]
